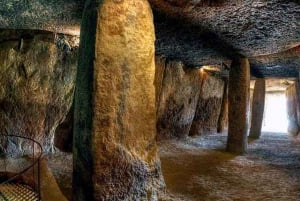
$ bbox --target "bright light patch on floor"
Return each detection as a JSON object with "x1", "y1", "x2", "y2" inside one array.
[{"x1": 262, "y1": 93, "x2": 288, "y2": 133}]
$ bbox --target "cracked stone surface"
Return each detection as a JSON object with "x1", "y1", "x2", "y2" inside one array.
[
  {"x1": 0, "y1": 0, "x2": 299, "y2": 77},
  {"x1": 150, "y1": 0, "x2": 300, "y2": 56}
]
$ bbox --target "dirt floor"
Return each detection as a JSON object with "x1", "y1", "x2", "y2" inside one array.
[
  {"x1": 159, "y1": 132, "x2": 300, "y2": 201},
  {"x1": 46, "y1": 152, "x2": 72, "y2": 201},
  {"x1": 46, "y1": 132, "x2": 300, "y2": 201}
]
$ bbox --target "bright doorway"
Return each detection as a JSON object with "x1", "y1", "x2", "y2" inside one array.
[{"x1": 262, "y1": 93, "x2": 288, "y2": 133}]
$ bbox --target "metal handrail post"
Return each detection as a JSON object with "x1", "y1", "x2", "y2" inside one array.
[{"x1": 38, "y1": 159, "x2": 41, "y2": 201}]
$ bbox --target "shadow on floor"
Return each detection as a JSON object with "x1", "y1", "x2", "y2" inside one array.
[{"x1": 159, "y1": 132, "x2": 300, "y2": 201}]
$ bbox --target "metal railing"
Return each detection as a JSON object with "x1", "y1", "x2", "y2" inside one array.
[{"x1": 0, "y1": 135, "x2": 43, "y2": 200}]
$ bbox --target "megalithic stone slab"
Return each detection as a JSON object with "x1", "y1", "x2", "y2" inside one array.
[
  {"x1": 189, "y1": 72, "x2": 224, "y2": 136},
  {"x1": 249, "y1": 79, "x2": 266, "y2": 139},
  {"x1": 217, "y1": 78, "x2": 228, "y2": 133},
  {"x1": 73, "y1": 0, "x2": 165, "y2": 200},
  {"x1": 295, "y1": 77, "x2": 300, "y2": 135},
  {"x1": 227, "y1": 57, "x2": 250, "y2": 154},
  {"x1": 155, "y1": 57, "x2": 202, "y2": 140},
  {"x1": 286, "y1": 83, "x2": 300, "y2": 136}
]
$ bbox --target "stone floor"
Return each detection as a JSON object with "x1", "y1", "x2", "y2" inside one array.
[{"x1": 46, "y1": 132, "x2": 300, "y2": 201}]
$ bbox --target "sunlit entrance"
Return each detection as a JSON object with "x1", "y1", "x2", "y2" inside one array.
[{"x1": 262, "y1": 93, "x2": 288, "y2": 133}]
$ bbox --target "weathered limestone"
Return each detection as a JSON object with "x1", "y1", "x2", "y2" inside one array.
[
  {"x1": 189, "y1": 71, "x2": 224, "y2": 136},
  {"x1": 227, "y1": 58, "x2": 250, "y2": 154},
  {"x1": 249, "y1": 79, "x2": 266, "y2": 139},
  {"x1": 217, "y1": 78, "x2": 228, "y2": 133},
  {"x1": 73, "y1": 1, "x2": 164, "y2": 200},
  {"x1": 155, "y1": 57, "x2": 202, "y2": 140},
  {"x1": 0, "y1": 30, "x2": 78, "y2": 152}
]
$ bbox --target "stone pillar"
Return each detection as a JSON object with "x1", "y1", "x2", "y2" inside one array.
[
  {"x1": 286, "y1": 83, "x2": 300, "y2": 136},
  {"x1": 226, "y1": 58, "x2": 250, "y2": 154},
  {"x1": 295, "y1": 78, "x2": 300, "y2": 133},
  {"x1": 249, "y1": 79, "x2": 265, "y2": 138},
  {"x1": 217, "y1": 78, "x2": 228, "y2": 133},
  {"x1": 73, "y1": 1, "x2": 164, "y2": 200}
]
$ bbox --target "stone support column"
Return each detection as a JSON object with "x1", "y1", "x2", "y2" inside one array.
[
  {"x1": 226, "y1": 57, "x2": 250, "y2": 154},
  {"x1": 286, "y1": 81, "x2": 300, "y2": 136},
  {"x1": 249, "y1": 79, "x2": 265, "y2": 138},
  {"x1": 73, "y1": 1, "x2": 164, "y2": 200}
]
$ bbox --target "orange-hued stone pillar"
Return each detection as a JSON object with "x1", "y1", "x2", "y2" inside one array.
[
  {"x1": 227, "y1": 57, "x2": 250, "y2": 154},
  {"x1": 249, "y1": 79, "x2": 266, "y2": 139},
  {"x1": 73, "y1": 1, "x2": 164, "y2": 200}
]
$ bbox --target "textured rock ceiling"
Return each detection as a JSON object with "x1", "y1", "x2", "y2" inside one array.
[
  {"x1": 250, "y1": 79, "x2": 295, "y2": 92},
  {"x1": 0, "y1": 0, "x2": 299, "y2": 77},
  {"x1": 150, "y1": 0, "x2": 300, "y2": 77},
  {"x1": 150, "y1": 0, "x2": 300, "y2": 56}
]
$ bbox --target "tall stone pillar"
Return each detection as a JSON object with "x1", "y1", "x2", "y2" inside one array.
[
  {"x1": 73, "y1": 1, "x2": 164, "y2": 200},
  {"x1": 249, "y1": 79, "x2": 266, "y2": 138},
  {"x1": 286, "y1": 84, "x2": 299, "y2": 136},
  {"x1": 227, "y1": 58, "x2": 250, "y2": 154},
  {"x1": 295, "y1": 78, "x2": 300, "y2": 134}
]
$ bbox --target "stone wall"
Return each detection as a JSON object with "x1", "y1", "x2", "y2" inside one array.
[
  {"x1": 190, "y1": 71, "x2": 225, "y2": 136},
  {"x1": 54, "y1": 103, "x2": 74, "y2": 152},
  {"x1": 217, "y1": 78, "x2": 228, "y2": 133},
  {"x1": 0, "y1": 30, "x2": 78, "y2": 152},
  {"x1": 155, "y1": 57, "x2": 202, "y2": 140},
  {"x1": 155, "y1": 58, "x2": 225, "y2": 140}
]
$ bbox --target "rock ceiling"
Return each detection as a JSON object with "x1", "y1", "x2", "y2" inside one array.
[
  {"x1": 0, "y1": 0, "x2": 299, "y2": 77},
  {"x1": 250, "y1": 79, "x2": 295, "y2": 92}
]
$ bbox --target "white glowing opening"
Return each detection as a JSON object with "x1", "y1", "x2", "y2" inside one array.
[{"x1": 262, "y1": 93, "x2": 288, "y2": 133}]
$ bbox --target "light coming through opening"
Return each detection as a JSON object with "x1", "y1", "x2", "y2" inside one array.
[{"x1": 262, "y1": 93, "x2": 288, "y2": 133}]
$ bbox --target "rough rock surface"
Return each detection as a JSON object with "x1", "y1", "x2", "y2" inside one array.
[
  {"x1": 0, "y1": 30, "x2": 78, "y2": 152},
  {"x1": 217, "y1": 78, "x2": 228, "y2": 133},
  {"x1": 286, "y1": 83, "x2": 300, "y2": 136},
  {"x1": 73, "y1": 0, "x2": 164, "y2": 200},
  {"x1": 155, "y1": 57, "x2": 202, "y2": 140},
  {"x1": 1, "y1": 0, "x2": 299, "y2": 56},
  {"x1": 150, "y1": 0, "x2": 300, "y2": 78},
  {"x1": 0, "y1": 0, "x2": 82, "y2": 35},
  {"x1": 150, "y1": 0, "x2": 300, "y2": 56},
  {"x1": 249, "y1": 79, "x2": 266, "y2": 139},
  {"x1": 250, "y1": 79, "x2": 295, "y2": 92},
  {"x1": 227, "y1": 58, "x2": 250, "y2": 154},
  {"x1": 249, "y1": 46, "x2": 300, "y2": 78},
  {"x1": 54, "y1": 104, "x2": 73, "y2": 152},
  {"x1": 0, "y1": 0, "x2": 299, "y2": 78},
  {"x1": 154, "y1": 13, "x2": 229, "y2": 67},
  {"x1": 190, "y1": 72, "x2": 224, "y2": 136}
]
